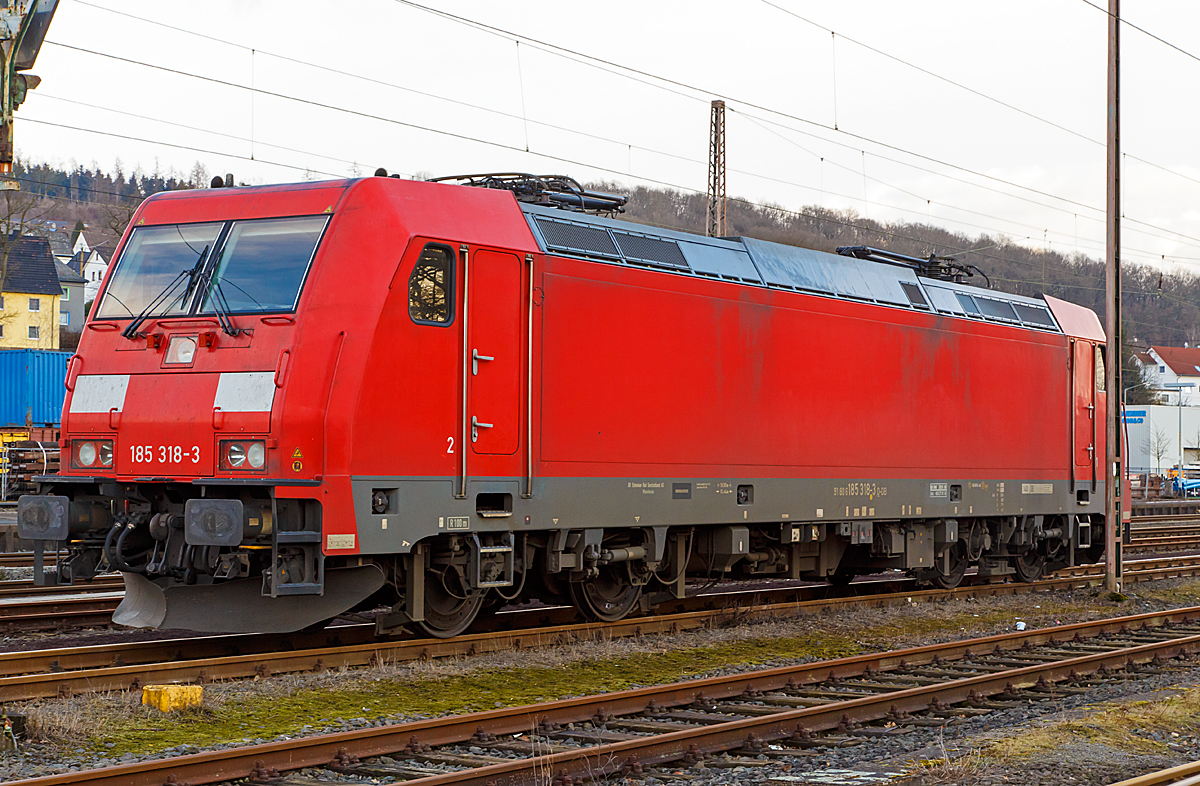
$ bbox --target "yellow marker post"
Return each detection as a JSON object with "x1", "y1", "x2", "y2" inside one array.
[{"x1": 141, "y1": 685, "x2": 203, "y2": 712}]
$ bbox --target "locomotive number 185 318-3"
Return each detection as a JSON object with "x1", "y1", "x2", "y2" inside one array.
[{"x1": 129, "y1": 445, "x2": 201, "y2": 464}]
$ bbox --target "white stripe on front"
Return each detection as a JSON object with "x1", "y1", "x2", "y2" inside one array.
[
  {"x1": 69, "y1": 374, "x2": 130, "y2": 413},
  {"x1": 214, "y1": 372, "x2": 276, "y2": 413}
]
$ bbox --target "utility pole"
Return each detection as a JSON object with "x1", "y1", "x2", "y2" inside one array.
[
  {"x1": 706, "y1": 99, "x2": 726, "y2": 238},
  {"x1": 1104, "y1": 0, "x2": 1123, "y2": 592},
  {"x1": 0, "y1": 0, "x2": 58, "y2": 189}
]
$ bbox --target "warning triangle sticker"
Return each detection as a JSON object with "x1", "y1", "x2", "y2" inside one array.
[{"x1": 292, "y1": 448, "x2": 303, "y2": 458}]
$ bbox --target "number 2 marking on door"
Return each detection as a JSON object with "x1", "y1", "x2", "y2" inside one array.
[{"x1": 447, "y1": 437, "x2": 455, "y2": 454}]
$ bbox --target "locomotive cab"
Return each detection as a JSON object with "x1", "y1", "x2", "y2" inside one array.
[{"x1": 19, "y1": 181, "x2": 391, "y2": 632}]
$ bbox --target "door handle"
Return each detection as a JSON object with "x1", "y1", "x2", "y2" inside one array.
[
  {"x1": 472, "y1": 349, "x2": 494, "y2": 375},
  {"x1": 472, "y1": 415, "x2": 493, "y2": 442}
]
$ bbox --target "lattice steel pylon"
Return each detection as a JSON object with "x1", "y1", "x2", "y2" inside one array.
[{"x1": 706, "y1": 100, "x2": 726, "y2": 238}]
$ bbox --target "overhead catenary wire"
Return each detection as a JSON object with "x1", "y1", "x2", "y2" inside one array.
[
  {"x1": 24, "y1": 117, "x2": 346, "y2": 180},
  {"x1": 27, "y1": 100, "x2": 1200, "y2": 282},
  {"x1": 759, "y1": 0, "x2": 1101, "y2": 148},
  {"x1": 384, "y1": 0, "x2": 1186, "y2": 220},
  {"x1": 385, "y1": 0, "x2": 1200, "y2": 262},
  {"x1": 45, "y1": 36, "x2": 1100, "y2": 241},
  {"x1": 35, "y1": 93, "x2": 375, "y2": 174},
  {"x1": 51, "y1": 2, "x2": 1200, "y2": 260},
  {"x1": 31, "y1": 3, "x2": 1200, "y2": 289},
  {"x1": 22, "y1": 14, "x2": 1200, "y2": 349},
  {"x1": 23, "y1": 110, "x2": 1119, "y2": 286},
  {"x1": 24, "y1": 105, "x2": 1200, "y2": 276},
  {"x1": 732, "y1": 108, "x2": 1200, "y2": 256},
  {"x1": 63, "y1": 0, "x2": 703, "y2": 169},
  {"x1": 404, "y1": 0, "x2": 1200, "y2": 219},
  {"x1": 27, "y1": 47, "x2": 1085, "y2": 257},
  {"x1": 29, "y1": 117, "x2": 1200, "y2": 342},
  {"x1": 82, "y1": 0, "x2": 1107, "y2": 227},
  {"x1": 37, "y1": 35, "x2": 1200, "y2": 267}
]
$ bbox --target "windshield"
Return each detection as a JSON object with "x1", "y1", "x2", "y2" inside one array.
[
  {"x1": 199, "y1": 216, "x2": 327, "y2": 313},
  {"x1": 97, "y1": 215, "x2": 328, "y2": 320},
  {"x1": 97, "y1": 223, "x2": 223, "y2": 318}
]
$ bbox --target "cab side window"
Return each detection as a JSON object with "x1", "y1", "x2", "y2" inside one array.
[{"x1": 408, "y1": 244, "x2": 454, "y2": 325}]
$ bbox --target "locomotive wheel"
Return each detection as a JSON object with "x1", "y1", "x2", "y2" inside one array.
[
  {"x1": 569, "y1": 565, "x2": 641, "y2": 622},
  {"x1": 417, "y1": 566, "x2": 486, "y2": 638},
  {"x1": 1013, "y1": 550, "x2": 1046, "y2": 583},
  {"x1": 932, "y1": 541, "x2": 969, "y2": 590}
]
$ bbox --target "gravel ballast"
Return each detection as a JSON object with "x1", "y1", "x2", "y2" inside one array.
[{"x1": 4, "y1": 576, "x2": 1200, "y2": 783}]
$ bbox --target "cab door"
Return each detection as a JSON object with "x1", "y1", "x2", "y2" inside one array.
[
  {"x1": 468, "y1": 250, "x2": 522, "y2": 456},
  {"x1": 1072, "y1": 340, "x2": 1097, "y2": 490}
]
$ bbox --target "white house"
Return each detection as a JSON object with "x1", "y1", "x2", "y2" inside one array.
[
  {"x1": 1136, "y1": 346, "x2": 1200, "y2": 405},
  {"x1": 70, "y1": 248, "x2": 109, "y2": 303}
]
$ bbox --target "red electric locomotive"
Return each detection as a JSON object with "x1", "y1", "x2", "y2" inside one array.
[{"x1": 17, "y1": 173, "x2": 1108, "y2": 636}]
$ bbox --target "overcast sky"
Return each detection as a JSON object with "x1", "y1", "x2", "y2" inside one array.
[{"x1": 20, "y1": 1, "x2": 1200, "y2": 277}]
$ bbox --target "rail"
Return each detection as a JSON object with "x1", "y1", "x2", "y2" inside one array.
[
  {"x1": 11, "y1": 605, "x2": 1200, "y2": 786},
  {"x1": 3, "y1": 554, "x2": 1200, "y2": 702}
]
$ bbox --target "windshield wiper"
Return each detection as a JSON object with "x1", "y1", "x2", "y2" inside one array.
[
  {"x1": 121, "y1": 245, "x2": 211, "y2": 340},
  {"x1": 193, "y1": 252, "x2": 242, "y2": 337},
  {"x1": 208, "y1": 280, "x2": 243, "y2": 337}
]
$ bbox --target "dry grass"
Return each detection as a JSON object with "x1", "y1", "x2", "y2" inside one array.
[
  {"x1": 908, "y1": 687, "x2": 1200, "y2": 784},
  {"x1": 17, "y1": 577, "x2": 1195, "y2": 757},
  {"x1": 911, "y1": 730, "x2": 997, "y2": 784},
  {"x1": 983, "y1": 688, "x2": 1200, "y2": 761}
]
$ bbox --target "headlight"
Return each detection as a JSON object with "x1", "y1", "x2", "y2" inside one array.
[
  {"x1": 165, "y1": 336, "x2": 197, "y2": 365},
  {"x1": 227, "y1": 443, "x2": 246, "y2": 467},
  {"x1": 247, "y1": 442, "x2": 266, "y2": 469},
  {"x1": 72, "y1": 439, "x2": 114, "y2": 469},
  {"x1": 220, "y1": 440, "x2": 266, "y2": 471},
  {"x1": 77, "y1": 441, "x2": 96, "y2": 467}
]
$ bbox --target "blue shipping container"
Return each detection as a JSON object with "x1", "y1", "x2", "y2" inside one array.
[{"x1": 0, "y1": 349, "x2": 71, "y2": 427}]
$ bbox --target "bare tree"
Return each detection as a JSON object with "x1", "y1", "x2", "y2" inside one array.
[
  {"x1": 101, "y1": 199, "x2": 141, "y2": 242},
  {"x1": 0, "y1": 166, "x2": 58, "y2": 340},
  {"x1": 0, "y1": 183, "x2": 56, "y2": 294},
  {"x1": 187, "y1": 160, "x2": 210, "y2": 189},
  {"x1": 1146, "y1": 423, "x2": 1172, "y2": 475}
]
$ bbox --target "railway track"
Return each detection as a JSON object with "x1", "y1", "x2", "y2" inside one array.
[
  {"x1": 2, "y1": 554, "x2": 1199, "y2": 704},
  {"x1": 1111, "y1": 762, "x2": 1200, "y2": 786},
  {"x1": 1131, "y1": 507, "x2": 1200, "y2": 524},
  {"x1": 0, "y1": 552, "x2": 59, "y2": 569},
  {"x1": 0, "y1": 592, "x2": 126, "y2": 633},
  {"x1": 14, "y1": 604, "x2": 1200, "y2": 786},
  {"x1": 0, "y1": 575, "x2": 121, "y2": 598},
  {"x1": 1128, "y1": 524, "x2": 1200, "y2": 554},
  {"x1": 1131, "y1": 525, "x2": 1200, "y2": 536},
  {"x1": 1, "y1": 542, "x2": 1198, "y2": 636}
]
